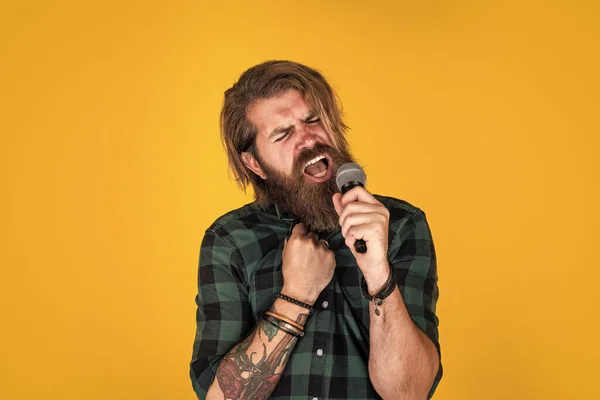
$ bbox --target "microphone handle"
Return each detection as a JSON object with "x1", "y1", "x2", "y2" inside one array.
[
  {"x1": 354, "y1": 239, "x2": 367, "y2": 254},
  {"x1": 340, "y1": 182, "x2": 368, "y2": 254}
]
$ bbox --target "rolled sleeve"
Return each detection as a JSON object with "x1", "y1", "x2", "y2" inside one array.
[
  {"x1": 390, "y1": 209, "x2": 442, "y2": 398},
  {"x1": 189, "y1": 229, "x2": 252, "y2": 398}
]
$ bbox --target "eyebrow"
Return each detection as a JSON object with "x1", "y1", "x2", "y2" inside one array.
[
  {"x1": 267, "y1": 111, "x2": 318, "y2": 140},
  {"x1": 304, "y1": 111, "x2": 317, "y2": 121}
]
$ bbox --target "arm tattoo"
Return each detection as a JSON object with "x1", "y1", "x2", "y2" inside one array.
[{"x1": 215, "y1": 305, "x2": 309, "y2": 400}]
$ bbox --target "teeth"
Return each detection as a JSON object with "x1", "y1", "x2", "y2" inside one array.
[
  {"x1": 313, "y1": 170, "x2": 327, "y2": 178},
  {"x1": 304, "y1": 154, "x2": 326, "y2": 168}
]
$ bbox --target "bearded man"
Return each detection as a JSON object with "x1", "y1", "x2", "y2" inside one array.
[{"x1": 190, "y1": 60, "x2": 443, "y2": 400}]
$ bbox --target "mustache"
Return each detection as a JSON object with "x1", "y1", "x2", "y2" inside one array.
[{"x1": 294, "y1": 143, "x2": 335, "y2": 171}]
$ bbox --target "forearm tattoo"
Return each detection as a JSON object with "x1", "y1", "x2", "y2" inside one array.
[{"x1": 215, "y1": 306, "x2": 309, "y2": 400}]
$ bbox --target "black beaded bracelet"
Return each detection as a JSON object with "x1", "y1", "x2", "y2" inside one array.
[{"x1": 274, "y1": 292, "x2": 315, "y2": 315}]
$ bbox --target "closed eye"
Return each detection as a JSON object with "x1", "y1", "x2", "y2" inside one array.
[
  {"x1": 307, "y1": 117, "x2": 321, "y2": 124},
  {"x1": 274, "y1": 130, "x2": 291, "y2": 143}
]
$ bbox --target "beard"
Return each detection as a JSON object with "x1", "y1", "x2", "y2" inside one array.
[{"x1": 256, "y1": 142, "x2": 355, "y2": 233}]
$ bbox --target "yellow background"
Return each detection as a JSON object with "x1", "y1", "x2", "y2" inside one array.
[{"x1": 1, "y1": 1, "x2": 599, "y2": 399}]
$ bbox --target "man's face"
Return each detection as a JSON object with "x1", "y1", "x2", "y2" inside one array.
[{"x1": 243, "y1": 90, "x2": 354, "y2": 231}]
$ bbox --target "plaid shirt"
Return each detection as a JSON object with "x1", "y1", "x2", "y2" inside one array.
[{"x1": 190, "y1": 195, "x2": 442, "y2": 399}]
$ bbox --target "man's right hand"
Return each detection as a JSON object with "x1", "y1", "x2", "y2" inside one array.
[{"x1": 281, "y1": 223, "x2": 336, "y2": 305}]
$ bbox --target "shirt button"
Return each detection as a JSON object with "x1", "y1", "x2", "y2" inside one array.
[
  {"x1": 321, "y1": 301, "x2": 329, "y2": 309},
  {"x1": 317, "y1": 349, "x2": 323, "y2": 356}
]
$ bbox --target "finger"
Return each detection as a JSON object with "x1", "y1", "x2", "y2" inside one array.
[
  {"x1": 344, "y1": 232, "x2": 360, "y2": 255},
  {"x1": 340, "y1": 212, "x2": 386, "y2": 239},
  {"x1": 292, "y1": 222, "x2": 308, "y2": 237},
  {"x1": 338, "y1": 202, "x2": 386, "y2": 228},
  {"x1": 345, "y1": 223, "x2": 385, "y2": 249},
  {"x1": 306, "y1": 231, "x2": 319, "y2": 242},
  {"x1": 332, "y1": 193, "x2": 343, "y2": 216},
  {"x1": 318, "y1": 239, "x2": 330, "y2": 249},
  {"x1": 341, "y1": 186, "x2": 379, "y2": 208},
  {"x1": 344, "y1": 225, "x2": 369, "y2": 251}
]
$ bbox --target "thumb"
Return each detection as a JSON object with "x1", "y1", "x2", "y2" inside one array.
[{"x1": 332, "y1": 193, "x2": 343, "y2": 216}]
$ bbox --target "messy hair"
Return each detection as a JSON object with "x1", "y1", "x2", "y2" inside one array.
[{"x1": 220, "y1": 60, "x2": 351, "y2": 201}]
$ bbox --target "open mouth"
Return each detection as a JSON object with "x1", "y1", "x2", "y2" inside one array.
[{"x1": 302, "y1": 154, "x2": 333, "y2": 182}]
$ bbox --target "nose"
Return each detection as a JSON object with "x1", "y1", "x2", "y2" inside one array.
[{"x1": 296, "y1": 124, "x2": 318, "y2": 151}]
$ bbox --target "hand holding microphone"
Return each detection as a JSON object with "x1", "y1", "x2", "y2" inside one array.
[{"x1": 333, "y1": 163, "x2": 391, "y2": 291}]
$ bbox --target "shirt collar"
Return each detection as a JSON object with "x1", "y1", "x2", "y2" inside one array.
[
  {"x1": 274, "y1": 203, "x2": 296, "y2": 221},
  {"x1": 256, "y1": 201, "x2": 341, "y2": 241},
  {"x1": 251, "y1": 200, "x2": 296, "y2": 221}
]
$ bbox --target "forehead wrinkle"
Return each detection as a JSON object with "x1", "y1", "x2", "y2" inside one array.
[{"x1": 248, "y1": 90, "x2": 313, "y2": 142}]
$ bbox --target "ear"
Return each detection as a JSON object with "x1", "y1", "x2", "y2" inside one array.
[{"x1": 241, "y1": 152, "x2": 267, "y2": 179}]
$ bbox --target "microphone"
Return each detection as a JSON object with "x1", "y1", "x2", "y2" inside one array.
[{"x1": 335, "y1": 163, "x2": 368, "y2": 254}]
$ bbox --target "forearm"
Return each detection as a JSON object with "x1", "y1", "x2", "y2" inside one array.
[
  {"x1": 368, "y1": 288, "x2": 439, "y2": 399},
  {"x1": 206, "y1": 299, "x2": 308, "y2": 400}
]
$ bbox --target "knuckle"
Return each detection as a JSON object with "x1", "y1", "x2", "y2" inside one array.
[{"x1": 349, "y1": 186, "x2": 361, "y2": 194}]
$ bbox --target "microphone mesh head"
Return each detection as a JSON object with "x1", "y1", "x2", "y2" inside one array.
[{"x1": 336, "y1": 163, "x2": 366, "y2": 191}]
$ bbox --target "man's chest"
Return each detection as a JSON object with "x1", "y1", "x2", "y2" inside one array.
[{"x1": 245, "y1": 234, "x2": 371, "y2": 333}]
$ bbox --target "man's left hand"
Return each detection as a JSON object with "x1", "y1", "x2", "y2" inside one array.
[{"x1": 332, "y1": 187, "x2": 391, "y2": 295}]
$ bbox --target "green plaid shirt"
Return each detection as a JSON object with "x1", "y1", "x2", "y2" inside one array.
[{"x1": 190, "y1": 195, "x2": 442, "y2": 399}]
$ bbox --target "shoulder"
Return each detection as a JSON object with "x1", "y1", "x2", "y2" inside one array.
[
  {"x1": 373, "y1": 194, "x2": 422, "y2": 223},
  {"x1": 204, "y1": 202, "x2": 283, "y2": 248},
  {"x1": 206, "y1": 202, "x2": 260, "y2": 232},
  {"x1": 373, "y1": 194, "x2": 430, "y2": 244}
]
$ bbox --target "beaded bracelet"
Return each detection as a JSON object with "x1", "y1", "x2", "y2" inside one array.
[{"x1": 274, "y1": 292, "x2": 315, "y2": 315}]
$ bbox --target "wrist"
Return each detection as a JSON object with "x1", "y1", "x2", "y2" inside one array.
[
  {"x1": 361, "y1": 263, "x2": 396, "y2": 316},
  {"x1": 363, "y1": 263, "x2": 392, "y2": 296},
  {"x1": 275, "y1": 292, "x2": 315, "y2": 315},
  {"x1": 281, "y1": 285, "x2": 317, "y2": 306},
  {"x1": 272, "y1": 298, "x2": 310, "y2": 326}
]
